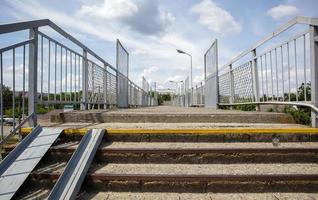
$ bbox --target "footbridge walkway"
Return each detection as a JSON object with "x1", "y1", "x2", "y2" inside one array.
[{"x1": 0, "y1": 16, "x2": 318, "y2": 199}]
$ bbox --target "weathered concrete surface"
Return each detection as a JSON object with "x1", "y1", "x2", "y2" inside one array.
[
  {"x1": 80, "y1": 192, "x2": 318, "y2": 200},
  {"x1": 50, "y1": 106, "x2": 295, "y2": 124}
]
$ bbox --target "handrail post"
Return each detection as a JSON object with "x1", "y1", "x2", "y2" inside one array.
[
  {"x1": 28, "y1": 27, "x2": 38, "y2": 127},
  {"x1": 104, "y1": 64, "x2": 107, "y2": 109},
  {"x1": 251, "y1": 49, "x2": 260, "y2": 111},
  {"x1": 82, "y1": 49, "x2": 88, "y2": 110},
  {"x1": 310, "y1": 25, "x2": 318, "y2": 127},
  {"x1": 229, "y1": 64, "x2": 234, "y2": 110}
]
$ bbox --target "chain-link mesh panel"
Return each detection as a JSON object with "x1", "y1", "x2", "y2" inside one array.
[
  {"x1": 116, "y1": 40, "x2": 128, "y2": 77},
  {"x1": 233, "y1": 62, "x2": 253, "y2": 103},
  {"x1": 205, "y1": 41, "x2": 218, "y2": 79},
  {"x1": 204, "y1": 40, "x2": 218, "y2": 108},
  {"x1": 116, "y1": 40, "x2": 129, "y2": 107},
  {"x1": 87, "y1": 61, "x2": 106, "y2": 105},
  {"x1": 106, "y1": 72, "x2": 117, "y2": 105},
  {"x1": 218, "y1": 73, "x2": 230, "y2": 103}
]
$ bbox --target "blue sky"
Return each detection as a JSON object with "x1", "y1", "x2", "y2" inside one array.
[{"x1": 0, "y1": 0, "x2": 318, "y2": 89}]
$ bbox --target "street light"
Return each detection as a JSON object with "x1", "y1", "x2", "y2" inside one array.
[{"x1": 176, "y1": 49, "x2": 192, "y2": 89}]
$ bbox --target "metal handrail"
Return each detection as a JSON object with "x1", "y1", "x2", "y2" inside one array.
[
  {"x1": 219, "y1": 16, "x2": 318, "y2": 71},
  {"x1": 218, "y1": 101, "x2": 318, "y2": 114}
]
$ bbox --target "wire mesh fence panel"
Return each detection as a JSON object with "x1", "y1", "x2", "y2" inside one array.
[
  {"x1": 116, "y1": 40, "x2": 129, "y2": 108},
  {"x1": 87, "y1": 61, "x2": 106, "y2": 108},
  {"x1": 218, "y1": 72, "x2": 230, "y2": 103},
  {"x1": 106, "y1": 71, "x2": 117, "y2": 105},
  {"x1": 232, "y1": 61, "x2": 253, "y2": 103},
  {"x1": 204, "y1": 40, "x2": 218, "y2": 108}
]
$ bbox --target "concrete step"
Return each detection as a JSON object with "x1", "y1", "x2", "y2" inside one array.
[
  {"x1": 27, "y1": 163, "x2": 318, "y2": 193},
  {"x1": 5, "y1": 141, "x2": 318, "y2": 164},
  {"x1": 50, "y1": 110, "x2": 295, "y2": 124},
  {"x1": 77, "y1": 191, "x2": 318, "y2": 200},
  {"x1": 5, "y1": 140, "x2": 318, "y2": 164}
]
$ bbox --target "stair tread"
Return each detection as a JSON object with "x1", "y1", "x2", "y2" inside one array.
[
  {"x1": 79, "y1": 191, "x2": 318, "y2": 200},
  {"x1": 91, "y1": 163, "x2": 318, "y2": 175}
]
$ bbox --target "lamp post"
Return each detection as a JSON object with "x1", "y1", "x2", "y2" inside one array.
[{"x1": 176, "y1": 49, "x2": 192, "y2": 89}]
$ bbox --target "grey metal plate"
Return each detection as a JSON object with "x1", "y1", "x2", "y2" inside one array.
[
  {"x1": 48, "y1": 129, "x2": 104, "y2": 200},
  {"x1": 0, "y1": 127, "x2": 63, "y2": 200}
]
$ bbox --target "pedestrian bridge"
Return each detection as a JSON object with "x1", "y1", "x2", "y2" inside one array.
[{"x1": 1, "y1": 16, "x2": 318, "y2": 199}]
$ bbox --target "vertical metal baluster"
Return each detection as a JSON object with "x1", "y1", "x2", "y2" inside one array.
[
  {"x1": 12, "y1": 48, "x2": 16, "y2": 129},
  {"x1": 287, "y1": 42, "x2": 291, "y2": 101},
  {"x1": 22, "y1": 45, "x2": 26, "y2": 119},
  {"x1": 270, "y1": 51, "x2": 274, "y2": 100},
  {"x1": 260, "y1": 56, "x2": 264, "y2": 101},
  {"x1": 275, "y1": 48, "x2": 279, "y2": 101},
  {"x1": 265, "y1": 53, "x2": 269, "y2": 101},
  {"x1": 65, "y1": 49, "x2": 67, "y2": 102},
  {"x1": 60, "y1": 46, "x2": 62, "y2": 102},
  {"x1": 304, "y1": 34, "x2": 307, "y2": 101},
  {"x1": 70, "y1": 52, "x2": 72, "y2": 102},
  {"x1": 48, "y1": 40, "x2": 51, "y2": 102},
  {"x1": 54, "y1": 43, "x2": 57, "y2": 101},
  {"x1": 294, "y1": 39, "x2": 298, "y2": 101},
  {"x1": 41, "y1": 36, "x2": 43, "y2": 101},
  {"x1": 0, "y1": 53, "x2": 3, "y2": 140},
  {"x1": 75, "y1": 54, "x2": 77, "y2": 102},
  {"x1": 281, "y1": 46, "x2": 285, "y2": 101}
]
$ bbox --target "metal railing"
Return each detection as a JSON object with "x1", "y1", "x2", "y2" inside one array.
[
  {"x1": 173, "y1": 16, "x2": 318, "y2": 127},
  {"x1": 0, "y1": 19, "x2": 157, "y2": 145}
]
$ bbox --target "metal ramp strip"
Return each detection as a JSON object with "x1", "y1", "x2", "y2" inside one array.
[
  {"x1": 48, "y1": 129, "x2": 104, "y2": 200},
  {"x1": 0, "y1": 126, "x2": 63, "y2": 200}
]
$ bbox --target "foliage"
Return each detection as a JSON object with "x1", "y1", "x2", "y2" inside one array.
[
  {"x1": 233, "y1": 104, "x2": 256, "y2": 111},
  {"x1": 267, "y1": 108, "x2": 274, "y2": 112},
  {"x1": 158, "y1": 93, "x2": 171, "y2": 105},
  {"x1": 283, "y1": 106, "x2": 311, "y2": 125}
]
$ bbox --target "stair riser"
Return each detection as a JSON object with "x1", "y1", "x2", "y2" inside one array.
[
  {"x1": 51, "y1": 113, "x2": 295, "y2": 124},
  {"x1": 86, "y1": 180, "x2": 318, "y2": 193},
  {"x1": 4, "y1": 149, "x2": 318, "y2": 164},
  {"x1": 28, "y1": 173, "x2": 318, "y2": 193},
  {"x1": 99, "y1": 152, "x2": 318, "y2": 164},
  {"x1": 106, "y1": 134, "x2": 318, "y2": 143}
]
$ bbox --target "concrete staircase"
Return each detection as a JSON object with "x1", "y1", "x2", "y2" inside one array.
[{"x1": 3, "y1": 129, "x2": 318, "y2": 199}]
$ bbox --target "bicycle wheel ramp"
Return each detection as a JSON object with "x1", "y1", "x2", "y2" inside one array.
[
  {"x1": 47, "y1": 129, "x2": 104, "y2": 200},
  {"x1": 0, "y1": 126, "x2": 63, "y2": 200}
]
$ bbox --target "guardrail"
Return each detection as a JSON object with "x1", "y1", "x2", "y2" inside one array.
[
  {"x1": 0, "y1": 19, "x2": 157, "y2": 145},
  {"x1": 173, "y1": 16, "x2": 318, "y2": 127}
]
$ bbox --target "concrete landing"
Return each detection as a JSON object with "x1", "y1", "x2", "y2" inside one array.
[{"x1": 50, "y1": 106, "x2": 295, "y2": 124}]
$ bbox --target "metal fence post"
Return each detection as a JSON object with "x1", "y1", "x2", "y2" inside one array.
[
  {"x1": 28, "y1": 28, "x2": 38, "y2": 127},
  {"x1": 104, "y1": 64, "x2": 107, "y2": 109},
  {"x1": 82, "y1": 50, "x2": 88, "y2": 110},
  {"x1": 310, "y1": 25, "x2": 318, "y2": 127},
  {"x1": 229, "y1": 64, "x2": 234, "y2": 109},
  {"x1": 251, "y1": 49, "x2": 260, "y2": 111}
]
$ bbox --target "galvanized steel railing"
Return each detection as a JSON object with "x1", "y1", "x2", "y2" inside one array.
[
  {"x1": 0, "y1": 19, "x2": 156, "y2": 145},
  {"x1": 173, "y1": 16, "x2": 318, "y2": 127}
]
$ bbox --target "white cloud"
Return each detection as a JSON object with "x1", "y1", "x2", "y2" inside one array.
[
  {"x1": 142, "y1": 66, "x2": 158, "y2": 77},
  {"x1": 78, "y1": 0, "x2": 138, "y2": 19},
  {"x1": 190, "y1": 0, "x2": 241, "y2": 35},
  {"x1": 267, "y1": 4, "x2": 299, "y2": 20}
]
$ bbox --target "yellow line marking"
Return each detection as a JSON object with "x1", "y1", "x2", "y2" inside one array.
[{"x1": 20, "y1": 127, "x2": 318, "y2": 135}]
